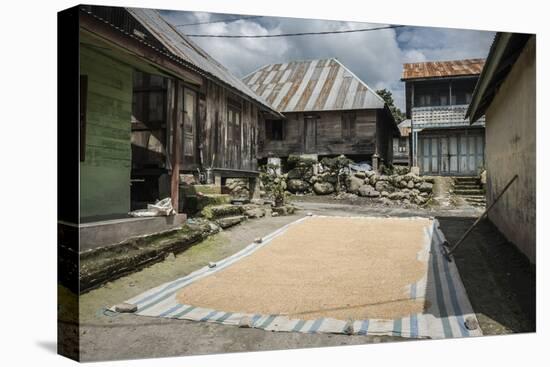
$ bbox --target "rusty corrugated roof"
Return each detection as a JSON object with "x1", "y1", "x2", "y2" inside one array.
[
  {"x1": 124, "y1": 8, "x2": 278, "y2": 114},
  {"x1": 242, "y1": 58, "x2": 385, "y2": 112},
  {"x1": 401, "y1": 58, "x2": 485, "y2": 80}
]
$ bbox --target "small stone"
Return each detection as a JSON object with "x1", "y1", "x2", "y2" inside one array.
[
  {"x1": 254, "y1": 237, "x2": 263, "y2": 244},
  {"x1": 271, "y1": 212, "x2": 279, "y2": 217},
  {"x1": 407, "y1": 180, "x2": 415, "y2": 189},
  {"x1": 114, "y1": 303, "x2": 137, "y2": 313},
  {"x1": 165, "y1": 253, "x2": 176, "y2": 261},
  {"x1": 343, "y1": 320, "x2": 355, "y2": 335},
  {"x1": 307, "y1": 212, "x2": 313, "y2": 216},
  {"x1": 238, "y1": 316, "x2": 254, "y2": 328},
  {"x1": 208, "y1": 262, "x2": 217, "y2": 268},
  {"x1": 354, "y1": 171, "x2": 366, "y2": 179}
]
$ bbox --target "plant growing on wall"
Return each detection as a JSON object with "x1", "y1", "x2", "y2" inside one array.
[
  {"x1": 320, "y1": 155, "x2": 353, "y2": 193},
  {"x1": 259, "y1": 163, "x2": 288, "y2": 207}
]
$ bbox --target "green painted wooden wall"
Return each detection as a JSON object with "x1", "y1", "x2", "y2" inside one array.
[{"x1": 80, "y1": 44, "x2": 133, "y2": 219}]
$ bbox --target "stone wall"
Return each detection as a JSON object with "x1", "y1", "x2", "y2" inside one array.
[{"x1": 266, "y1": 155, "x2": 434, "y2": 206}]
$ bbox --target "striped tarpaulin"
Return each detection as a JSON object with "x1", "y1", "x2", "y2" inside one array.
[{"x1": 113, "y1": 216, "x2": 482, "y2": 339}]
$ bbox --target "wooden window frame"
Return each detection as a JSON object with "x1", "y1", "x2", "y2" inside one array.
[
  {"x1": 266, "y1": 119, "x2": 285, "y2": 141},
  {"x1": 227, "y1": 99, "x2": 242, "y2": 144},
  {"x1": 341, "y1": 111, "x2": 356, "y2": 140}
]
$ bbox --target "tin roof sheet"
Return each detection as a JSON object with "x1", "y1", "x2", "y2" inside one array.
[
  {"x1": 125, "y1": 8, "x2": 277, "y2": 113},
  {"x1": 242, "y1": 58, "x2": 385, "y2": 112},
  {"x1": 402, "y1": 58, "x2": 485, "y2": 80}
]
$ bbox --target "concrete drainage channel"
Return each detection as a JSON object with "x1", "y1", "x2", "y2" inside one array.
[{"x1": 78, "y1": 200, "x2": 297, "y2": 293}]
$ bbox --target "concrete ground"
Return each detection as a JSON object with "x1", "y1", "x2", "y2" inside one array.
[{"x1": 73, "y1": 198, "x2": 535, "y2": 362}]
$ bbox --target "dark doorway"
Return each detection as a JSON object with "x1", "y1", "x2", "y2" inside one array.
[{"x1": 130, "y1": 71, "x2": 170, "y2": 210}]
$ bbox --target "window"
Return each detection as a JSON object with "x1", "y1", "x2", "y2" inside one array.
[
  {"x1": 341, "y1": 111, "x2": 356, "y2": 139},
  {"x1": 80, "y1": 75, "x2": 88, "y2": 162},
  {"x1": 414, "y1": 81, "x2": 450, "y2": 107},
  {"x1": 266, "y1": 119, "x2": 285, "y2": 141},
  {"x1": 227, "y1": 100, "x2": 241, "y2": 143}
]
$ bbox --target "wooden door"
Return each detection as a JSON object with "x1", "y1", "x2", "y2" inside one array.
[
  {"x1": 440, "y1": 137, "x2": 449, "y2": 174},
  {"x1": 304, "y1": 116, "x2": 317, "y2": 153},
  {"x1": 419, "y1": 136, "x2": 440, "y2": 175}
]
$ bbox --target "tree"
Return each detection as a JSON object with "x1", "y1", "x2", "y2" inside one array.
[{"x1": 376, "y1": 88, "x2": 405, "y2": 123}]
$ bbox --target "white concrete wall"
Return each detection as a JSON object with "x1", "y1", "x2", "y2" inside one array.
[{"x1": 485, "y1": 37, "x2": 536, "y2": 263}]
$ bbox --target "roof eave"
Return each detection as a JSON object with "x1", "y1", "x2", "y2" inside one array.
[{"x1": 466, "y1": 32, "x2": 532, "y2": 124}]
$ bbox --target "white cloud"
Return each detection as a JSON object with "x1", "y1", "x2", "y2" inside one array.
[{"x1": 160, "y1": 10, "x2": 495, "y2": 111}]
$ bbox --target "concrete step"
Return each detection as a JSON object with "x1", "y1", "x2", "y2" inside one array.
[
  {"x1": 455, "y1": 185, "x2": 481, "y2": 190},
  {"x1": 454, "y1": 177, "x2": 480, "y2": 184},
  {"x1": 465, "y1": 197, "x2": 486, "y2": 203},
  {"x1": 454, "y1": 189, "x2": 485, "y2": 195}
]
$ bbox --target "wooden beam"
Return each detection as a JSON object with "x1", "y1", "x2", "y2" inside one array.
[{"x1": 171, "y1": 80, "x2": 181, "y2": 213}]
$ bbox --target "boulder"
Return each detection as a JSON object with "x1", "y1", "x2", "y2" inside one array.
[
  {"x1": 313, "y1": 182, "x2": 335, "y2": 195},
  {"x1": 216, "y1": 215, "x2": 246, "y2": 229},
  {"x1": 354, "y1": 171, "x2": 367, "y2": 179},
  {"x1": 287, "y1": 179, "x2": 310, "y2": 193},
  {"x1": 375, "y1": 180, "x2": 394, "y2": 193},
  {"x1": 389, "y1": 191, "x2": 406, "y2": 200},
  {"x1": 378, "y1": 175, "x2": 390, "y2": 182},
  {"x1": 399, "y1": 180, "x2": 408, "y2": 188},
  {"x1": 358, "y1": 184, "x2": 380, "y2": 198},
  {"x1": 381, "y1": 191, "x2": 390, "y2": 198},
  {"x1": 414, "y1": 196, "x2": 427, "y2": 205},
  {"x1": 418, "y1": 182, "x2": 434, "y2": 192},
  {"x1": 346, "y1": 175, "x2": 364, "y2": 194},
  {"x1": 369, "y1": 175, "x2": 378, "y2": 186},
  {"x1": 242, "y1": 206, "x2": 266, "y2": 219},
  {"x1": 365, "y1": 170, "x2": 376, "y2": 178},
  {"x1": 287, "y1": 166, "x2": 313, "y2": 181},
  {"x1": 423, "y1": 176, "x2": 435, "y2": 184},
  {"x1": 407, "y1": 180, "x2": 415, "y2": 189},
  {"x1": 379, "y1": 197, "x2": 393, "y2": 206}
]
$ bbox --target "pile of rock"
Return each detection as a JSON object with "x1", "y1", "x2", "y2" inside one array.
[
  {"x1": 225, "y1": 178, "x2": 250, "y2": 199},
  {"x1": 285, "y1": 155, "x2": 316, "y2": 194},
  {"x1": 346, "y1": 171, "x2": 434, "y2": 205}
]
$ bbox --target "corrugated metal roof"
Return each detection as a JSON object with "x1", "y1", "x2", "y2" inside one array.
[
  {"x1": 124, "y1": 8, "x2": 277, "y2": 114},
  {"x1": 242, "y1": 58, "x2": 385, "y2": 112},
  {"x1": 401, "y1": 58, "x2": 485, "y2": 80}
]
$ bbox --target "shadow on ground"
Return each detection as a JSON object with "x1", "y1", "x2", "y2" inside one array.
[{"x1": 437, "y1": 216, "x2": 535, "y2": 334}]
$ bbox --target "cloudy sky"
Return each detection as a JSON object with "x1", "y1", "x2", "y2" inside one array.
[{"x1": 159, "y1": 10, "x2": 495, "y2": 110}]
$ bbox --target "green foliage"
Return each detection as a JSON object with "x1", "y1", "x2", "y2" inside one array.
[
  {"x1": 376, "y1": 88, "x2": 405, "y2": 123},
  {"x1": 320, "y1": 155, "x2": 353, "y2": 193},
  {"x1": 259, "y1": 164, "x2": 288, "y2": 206}
]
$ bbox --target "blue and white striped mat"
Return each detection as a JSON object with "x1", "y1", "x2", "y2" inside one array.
[{"x1": 113, "y1": 215, "x2": 482, "y2": 339}]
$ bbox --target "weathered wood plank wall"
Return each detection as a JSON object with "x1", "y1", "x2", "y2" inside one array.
[
  {"x1": 200, "y1": 80, "x2": 261, "y2": 172},
  {"x1": 258, "y1": 110, "x2": 383, "y2": 159}
]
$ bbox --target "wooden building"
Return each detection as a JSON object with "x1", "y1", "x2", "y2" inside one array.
[
  {"x1": 242, "y1": 59, "x2": 398, "y2": 169},
  {"x1": 402, "y1": 59, "x2": 486, "y2": 176},
  {"x1": 75, "y1": 5, "x2": 279, "y2": 220},
  {"x1": 393, "y1": 119, "x2": 411, "y2": 166},
  {"x1": 467, "y1": 33, "x2": 536, "y2": 263}
]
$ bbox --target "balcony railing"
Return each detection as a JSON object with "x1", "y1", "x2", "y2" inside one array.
[{"x1": 411, "y1": 104, "x2": 485, "y2": 129}]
